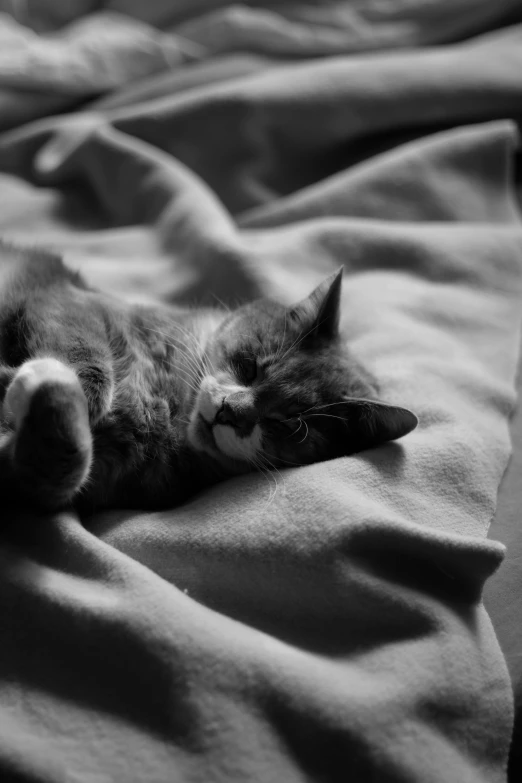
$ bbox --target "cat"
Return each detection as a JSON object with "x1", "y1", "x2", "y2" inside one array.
[{"x1": 0, "y1": 242, "x2": 418, "y2": 514}]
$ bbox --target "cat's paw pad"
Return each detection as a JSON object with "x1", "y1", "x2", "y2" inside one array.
[{"x1": 3, "y1": 358, "x2": 80, "y2": 429}]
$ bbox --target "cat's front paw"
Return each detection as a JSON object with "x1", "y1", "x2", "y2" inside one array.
[
  {"x1": 3, "y1": 358, "x2": 92, "y2": 510},
  {"x1": 4, "y1": 358, "x2": 80, "y2": 428}
]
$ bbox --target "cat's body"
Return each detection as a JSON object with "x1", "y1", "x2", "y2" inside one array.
[{"x1": 0, "y1": 243, "x2": 418, "y2": 514}]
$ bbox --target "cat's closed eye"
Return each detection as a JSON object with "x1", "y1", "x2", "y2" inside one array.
[
  {"x1": 231, "y1": 355, "x2": 256, "y2": 384},
  {"x1": 231, "y1": 354, "x2": 265, "y2": 385}
]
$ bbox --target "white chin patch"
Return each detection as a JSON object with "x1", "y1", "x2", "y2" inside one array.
[{"x1": 213, "y1": 423, "x2": 262, "y2": 461}]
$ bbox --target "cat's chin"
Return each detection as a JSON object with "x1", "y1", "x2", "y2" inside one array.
[
  {"x1": 212, "y1": 422, "x2": 262, "y2": 463},
  {"x1": 187, "y1": 412, "x2": 218, "y2": 456},
  {"x1": 187, "y1": 412, "x2": 259, "y2": 469}
]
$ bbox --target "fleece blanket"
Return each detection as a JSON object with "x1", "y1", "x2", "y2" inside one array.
[{"x1": 1, "y1": 2, "x2": 522, "y2": 782}]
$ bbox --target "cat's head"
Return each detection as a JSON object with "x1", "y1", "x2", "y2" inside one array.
[{"x1": 187, "y1": 269, "x2": 418, "y2": 470}]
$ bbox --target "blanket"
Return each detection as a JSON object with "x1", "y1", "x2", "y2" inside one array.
[{"x1": 1, "y1": 2, "x2": 522, "y2": 782}]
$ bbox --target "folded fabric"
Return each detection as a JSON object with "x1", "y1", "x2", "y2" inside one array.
[
  {"x1": 61, "y1": 22, "x2": 520, "y2": 215},
  {"x1": 172, "y1": 0, "x2": 522, "y2": 56},
  {"x1": 1, "y1": 5, "x2": 522, "y2": 780},
  {"x1": 107, "y1": 0, "x2": 522, "y2": 54},
  {"x1": 0, "y1": 111, "x2": 521, "y2": 781},
  {"x1": 0, "y1": 10, "x2": 193, "y2": 94}
]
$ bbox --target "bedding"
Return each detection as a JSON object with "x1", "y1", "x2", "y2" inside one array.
[
  {"x1": 1, "y1": 2, "x2": 522, "y2": 782},
  {"x1": 486, "y1": 342, "x2": 522, "y2": 781}
]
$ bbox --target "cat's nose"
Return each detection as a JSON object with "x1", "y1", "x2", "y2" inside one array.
[{"x1": 215, "y1": 394, "x2": 256, "y2": 432}]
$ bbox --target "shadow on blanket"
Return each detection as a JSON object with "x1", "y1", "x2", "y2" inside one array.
[{"x1": 1, "y1": 3, "x2": 522, "y2": 781}]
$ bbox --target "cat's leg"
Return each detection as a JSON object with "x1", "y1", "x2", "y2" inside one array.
[
  {"x1": 1, "y1": 358, "x2": 92, "y2": 510},
  {"x1": 76, "y1": 361, "x2": 114, "y2": 425}
]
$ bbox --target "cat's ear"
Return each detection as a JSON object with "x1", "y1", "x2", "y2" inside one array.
[
  {"x1": 288, "y1": 267, "x2": 343, "y2": 341},
  {"x1": 340, "y1": 397, "x2": 418, "y2": 451}
]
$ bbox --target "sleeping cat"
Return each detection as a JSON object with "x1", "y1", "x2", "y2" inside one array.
[{"x1": 0, "y1": 243, "x2": 418, "y2": 513}]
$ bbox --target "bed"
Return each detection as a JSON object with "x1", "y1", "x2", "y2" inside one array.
[{"x1": 1, "y1": 2, "x2": 522, "y2": 781}]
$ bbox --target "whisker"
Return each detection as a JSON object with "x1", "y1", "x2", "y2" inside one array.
[
  {"x1": 284, "y1": 418, "x2": 303, "y2": 438},
  {"x1": 276, "y1": 325, "x2": 312, "y2": 364},
  {"x1": 266, "y1": 456, "x2": 304, "y2": 467},
  {"x1": 277, "y1": 313, "x2": 332, "y2": 365},
  {"x1": 297, "y1": 419, "x2": 309, "y2": 444},
  {"x1": 259, "y1": 452, "x2": 286, "y2": 490},
  {"x1": 175, "y1": 357, "x2": 206, "y2": 386},
  {"x1": 169, "y1": 369, "x2": 201, "y2": 396},
  {"x1": 259, "y1": 460, "x2": 280, "y2": 510},
  {"x1": 140, "y1": 321, "x2": 201, "y2": 350},
  {"x1": 273, "y1": 312, "x2": 287, "y2": 363},
  {"x1": 139, "y1": 324, "x2": 206, "y2": 376},
  {"x1": 304, "y1": 413, "x2": 346, "y2": 423},
  {"x1": 141, "y1": 322, "x2": 211, "y2": 372},
  {"x1": 210, "y1": 293, "x2": 231, "y2": 312},
  {"x1": 248, "y1": 453, "x2": 278, "y2": 508},
  {"x1": 138, "y1": 321, "x2": 216, "y2": 390},
  {"x1": 299, "y1": 401, "x2": 348, "y2": 415}
]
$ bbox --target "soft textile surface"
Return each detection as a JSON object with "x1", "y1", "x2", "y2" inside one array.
[
  {"x1": 486, "y1": 334, "x2": 522, "y2": 780},
  {"x1": 1, "y1": 3, "x2": 522, "y2": 782}
]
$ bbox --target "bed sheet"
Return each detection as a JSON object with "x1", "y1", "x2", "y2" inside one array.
[{"x1": 1, "y1": 3, "x2": 522, "y2": 782}]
